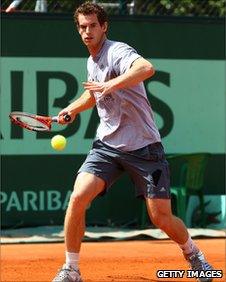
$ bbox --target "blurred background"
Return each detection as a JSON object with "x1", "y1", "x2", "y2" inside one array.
[
  {"x1": 1, "y1": 0, "x2": 225, "y2": 231},
  {"x1": 1, "y1": 0, "x2": 226, "y2": 16}
]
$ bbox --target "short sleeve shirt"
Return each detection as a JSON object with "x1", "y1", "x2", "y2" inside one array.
[{"x1": 87, "y1": 39, "x2": 161, "y2": 151}]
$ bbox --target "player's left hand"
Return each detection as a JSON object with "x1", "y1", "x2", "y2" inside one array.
[{"x1": 83, "y1": 81, "x2": 115, "y2": 96}]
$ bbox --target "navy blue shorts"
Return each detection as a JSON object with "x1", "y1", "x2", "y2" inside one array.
[{"x1": 78, "y1": 139, "x2": 171, "y2": 199}]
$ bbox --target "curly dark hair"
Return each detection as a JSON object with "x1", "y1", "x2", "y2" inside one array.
[{"x1": 74, "y1": 2, "x2": 108, "y2": 27}]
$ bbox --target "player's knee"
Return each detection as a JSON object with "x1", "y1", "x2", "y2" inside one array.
[{"x1": 68, "y1": 192, "x2": 89, "y2": 211}]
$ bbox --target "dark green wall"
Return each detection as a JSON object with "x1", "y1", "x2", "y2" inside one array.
[{"x1": 2, "y1": 13, "x2": 225, "y2": 59}]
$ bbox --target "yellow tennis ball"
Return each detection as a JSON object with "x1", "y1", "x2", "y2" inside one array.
[{"x1": 51, "y1": 135, "x2": 66, "y2": 151}]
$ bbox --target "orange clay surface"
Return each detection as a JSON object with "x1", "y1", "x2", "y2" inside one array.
[{"x1": 1, "y1": 239, "x2": 225, "y2": 282}]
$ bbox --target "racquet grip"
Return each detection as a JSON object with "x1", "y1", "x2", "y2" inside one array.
[{"x1": 52, "y1": 114, "x2": 71, "y2": 123}]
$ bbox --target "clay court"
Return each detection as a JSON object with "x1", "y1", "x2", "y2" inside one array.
[{"x1": 1, "y1": 238, "x2": 225, "y2": 282}]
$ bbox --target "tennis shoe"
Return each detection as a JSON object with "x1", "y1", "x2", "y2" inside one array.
[
  {"x1": 52, "y1": 264, "x2": 83, "y2": 282},
  {"x1": 185, "y1": 250, "x2": 213, "y2": 282}
]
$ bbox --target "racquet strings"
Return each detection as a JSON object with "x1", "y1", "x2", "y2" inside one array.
[{"x1": 15, "y1": 115, "x2": 49, "y2": 131}]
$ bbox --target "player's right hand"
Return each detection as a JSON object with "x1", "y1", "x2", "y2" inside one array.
[{"x1": 58, "y1": 109, "x2": 76, "y2": 124}]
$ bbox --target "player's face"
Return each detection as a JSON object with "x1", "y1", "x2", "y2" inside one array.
[{"x1": 77, "y1": 13, "x2": 107, "y2": 49}]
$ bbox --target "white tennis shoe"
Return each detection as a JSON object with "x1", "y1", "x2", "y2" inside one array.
[{"x1": 52, "y1": 264, "x2": 83, "y2": 282}]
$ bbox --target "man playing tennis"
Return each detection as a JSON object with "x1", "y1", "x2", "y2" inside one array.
[{"x1": 52, "y1": 2, "x2": 213, "y2": 282}]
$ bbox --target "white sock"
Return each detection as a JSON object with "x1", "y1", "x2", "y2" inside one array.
[
  {"x1": 65, "y1": 252, "x2": 79, "y2": 270},
  {"x1": 179, "y1": 236, "x2": 198, "y2": 254}
]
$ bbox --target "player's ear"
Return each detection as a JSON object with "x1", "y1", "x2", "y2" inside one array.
[{"x1": 102, "y1": 22, "x2": 108, "y2": 33}]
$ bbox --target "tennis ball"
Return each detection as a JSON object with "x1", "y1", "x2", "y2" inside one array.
[{"x1": 51, "y1": 135, "x2": 67, "y2": 151}]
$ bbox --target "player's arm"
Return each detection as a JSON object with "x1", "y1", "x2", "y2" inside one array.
[
  {"x1": 58, "y1": 90, "x2": 96, "y2": 124},
  {"x1": 83, "y1": 57, "x2": 154, "y2": 95}
]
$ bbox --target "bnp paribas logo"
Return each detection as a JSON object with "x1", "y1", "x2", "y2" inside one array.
[
  {"x1": 1, "y1": 57, "x2": 100, "y2": 155},
  {"x1": 0, "y1": 189, "x2": 72, "y2": 212}
]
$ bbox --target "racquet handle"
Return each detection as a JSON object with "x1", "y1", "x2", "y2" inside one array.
[{"x1": 52, "y1": 114, "x2": 71, "y2": 123}]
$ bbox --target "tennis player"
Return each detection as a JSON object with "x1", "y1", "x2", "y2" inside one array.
[{"x1": 52, "y1": 2, "x2": 213, "y2": 282}]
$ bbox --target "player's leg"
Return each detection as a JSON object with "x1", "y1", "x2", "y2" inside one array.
[
  {"x1": 52, "y1": 140, "x2": 124, "y2": 282},
  {"x1": 52, "y1": 172, "x2": 105, "y2": 282},
  {"x1": 121, "y1": 142, "x2": 213, "y2": 282},
  {"x1": 64, "y1": 172, "x2": 105, "y2": 253},
  {"x1": 146, "y1": 198, "x2": 189, "y2": 244},
  {"x1": 146, "y1": 198, "x2": 213, "y2": 282}
]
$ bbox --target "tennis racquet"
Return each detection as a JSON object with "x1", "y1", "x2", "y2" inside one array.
[{"x1": 9, "y1": 111, "x2": 71, "y2": 132}]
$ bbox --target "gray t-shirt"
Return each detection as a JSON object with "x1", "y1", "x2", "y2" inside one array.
[{"x1": 87, "y1": 39, "x2": 161, "y2": 151}]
